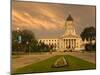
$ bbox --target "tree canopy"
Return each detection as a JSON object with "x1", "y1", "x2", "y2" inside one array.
[
  {"x1": 12, "y1": 29, "x2": 54, "y2": 54},
  {"x1": 12, "y1": 29, "x2": 36, "y2": 53},
  {"x1": 80, "y1": 26, "x2": 96, "y2": 41},
  {"x1": 80, "y1": 26, "x2": 96, "y2": 51}
]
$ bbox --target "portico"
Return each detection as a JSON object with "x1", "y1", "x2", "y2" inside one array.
[{"x1": 63, "y1": 38, "x2": 76, "y2": 49}]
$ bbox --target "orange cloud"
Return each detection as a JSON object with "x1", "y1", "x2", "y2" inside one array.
[
  {"x1": 12, "y1": 9, "x2": 63, "y2": 31},
  {"x1": 12, "y1": 9, "x2": 42, "y2": 30}
]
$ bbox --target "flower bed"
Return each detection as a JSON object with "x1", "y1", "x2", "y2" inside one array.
[{"x1": 52, "y1": 57, "x2": 68, "y2": 68}]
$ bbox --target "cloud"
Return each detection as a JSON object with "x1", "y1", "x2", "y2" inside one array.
[
  {"x1": 12, "y1": 1, "x2": 95, "y2": 38},
  {"x1": 12, "y1": 10, "x2": 33, "y2": 27},
  {"x1": 12, "y1": 8, "x2": 63, "y2": 31},
  {"x1": 12, "y1": 9, "x2": 45, "y2": 30}
]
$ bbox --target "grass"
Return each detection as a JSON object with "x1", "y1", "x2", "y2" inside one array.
[{"x1": 13, "y1": 55, "x2": 96, "y2": 74}]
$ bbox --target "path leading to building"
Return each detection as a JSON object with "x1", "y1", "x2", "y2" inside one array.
[{"x1": 12, "y1": 52, "x2": 96, "y2": 72}]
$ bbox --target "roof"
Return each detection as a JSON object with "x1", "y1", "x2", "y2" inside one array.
[
  {"x1": 60, "y1": 34, "x2": 80, "y2": 39},
  {"x1": 67, "y1": 14, "x2": 73, "y2": 21},
  {"x1": 37, "y1": 36, "x2": 58, "y2": 39}
]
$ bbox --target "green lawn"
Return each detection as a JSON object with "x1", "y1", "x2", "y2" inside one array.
[{"x1": 13, "y1": 55, "x2": 96, "y2": 74}]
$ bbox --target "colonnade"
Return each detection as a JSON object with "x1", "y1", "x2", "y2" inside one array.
[{"x1": 63, "y1": 39, "x2": 76, "y2": 49}]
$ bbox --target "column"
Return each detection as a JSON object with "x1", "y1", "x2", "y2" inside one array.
[
  {"x1": 67, "y1": 39, "x2": 69, "y2": 48},
  {"x1": 69, "y1": 39, "x2": 70, "y2": 48},
  {"x1": 64, "y1": 39, "x2": 66, "y2": 49},
  {"x1": 65, "y1": 39, "x2": 67, "y2": 48},
  {"x1": 72, "y1": 39, "x2": 73, "y2": 48},
  {"x1": 66, "y1": 39, "x2": 68, "y2": 48}
]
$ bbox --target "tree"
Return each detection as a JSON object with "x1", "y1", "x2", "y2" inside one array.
[
  {"x1": 20, "y1": 30, "x2": 36, "y2": 52},
  {"x1": 85, "y1": 43, "x2": 96, "y2": 51},
  {"x1": 12, "y1": 29, "x2": 37, "y2": 54},
  {"x1": 37, "y1": 42, "x2": 50, "y2": 52},
  {"x1": 12, "y1": 29, "x2": 55, "y2": 53},
  {"x1": 12, "y1": 30, "x2": 22, "y2": 52},
  {"x1": 80, "y1": 26, "x2": 96, "y2": 51},
  {"x1": 80, "y1": 26, "x2": 96, "y2": 41}
]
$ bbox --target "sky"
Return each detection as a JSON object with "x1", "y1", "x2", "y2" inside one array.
[{"x1": 12, "y1": 1, "x2": 96, "y2": 39}]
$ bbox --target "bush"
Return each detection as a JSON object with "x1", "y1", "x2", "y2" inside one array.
[{"x1": 85, "y1": 43, "x2": 96, "y2": 51}]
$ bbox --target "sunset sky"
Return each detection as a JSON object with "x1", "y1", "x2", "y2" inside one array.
[{"x1": 12, "y1": 1, "x2": 96, "y2": 39}]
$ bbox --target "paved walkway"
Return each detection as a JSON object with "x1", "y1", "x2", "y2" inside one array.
[{"x1": 12, "y1": 52, "x2": 96, "y2": 72}]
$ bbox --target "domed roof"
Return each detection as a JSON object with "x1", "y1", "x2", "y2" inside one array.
[{"x1": 67, "y1": 14, "x2": 73, "y2": 21}]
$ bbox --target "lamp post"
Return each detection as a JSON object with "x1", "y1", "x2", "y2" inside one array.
[
  {"x1": 17, "y1": 27, "x2": 20, "y2": 32},
  {"x1": 16, "y1": 27, "x2": 22, "y2": 54}
]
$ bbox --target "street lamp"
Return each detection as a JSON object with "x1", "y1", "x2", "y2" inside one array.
[
  {"x1": 16, "y1": 27, "x2": 22, "y2": 43},
  {"x1": 16, "y1": 27, "x2": 22, "y2": 54},
  {"x1": 17, "y1": 27, "x2": 20, "y2": 33}
]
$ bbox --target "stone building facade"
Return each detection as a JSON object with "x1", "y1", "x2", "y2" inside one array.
[{"x1": 38, "y1": 15, "x2": 84, "y2": 51}]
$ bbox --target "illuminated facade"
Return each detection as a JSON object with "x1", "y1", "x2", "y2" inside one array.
[{"x1": 38, "y1": 15, "x2": 83, "y2": 51}]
